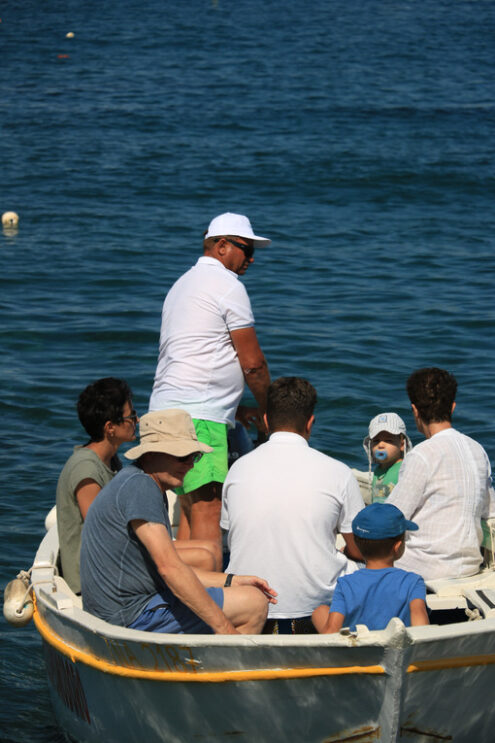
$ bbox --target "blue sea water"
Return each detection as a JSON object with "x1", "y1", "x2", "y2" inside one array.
[{"x1": 1, "y1": 0, "x2": 494, "y2": 739}]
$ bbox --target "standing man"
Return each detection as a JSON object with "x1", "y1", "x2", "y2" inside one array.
[
  {"x1": 149, "y1": 213, "x2": 271, "y2": 546},
  {"x1": 221, "y1": 377, "x2": 365, "y2": 633},
  {"x1": 388, "y1": 367, "x2": 495, "y2": 581},
  {"x1": 80, "y1": 410, "x2": 276, "y2": 635}
]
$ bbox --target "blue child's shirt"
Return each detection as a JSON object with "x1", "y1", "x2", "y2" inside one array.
[{"x1": 330, "y1": 567, "x2": 426, "y2": 631}]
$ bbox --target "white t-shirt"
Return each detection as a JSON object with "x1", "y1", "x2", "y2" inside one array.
[
  {"x1": 388, "y1": 427, "x2": 495, "y2": 581},
  {"x1": 149, "y1": 256, "x2": 254, "y2": 426},
  {"x1": 221, "y1": 432, "x2": 365, "y2": 619}
]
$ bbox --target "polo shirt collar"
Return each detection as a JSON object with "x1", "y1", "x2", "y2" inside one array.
[
  {"x1": 268, "y1": 431, "x2": 309, "y2": 447},
  {"x1": 197, "y1": 255, "x2": 238, "y2": 278}
]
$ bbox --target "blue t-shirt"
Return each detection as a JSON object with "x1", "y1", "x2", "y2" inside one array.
[
  {"x1": 80, "y1": 465, "x2": 173, "y2": 627},
  {"x1": 330, "y1": 567, "x2": 426, "y2": 631}
]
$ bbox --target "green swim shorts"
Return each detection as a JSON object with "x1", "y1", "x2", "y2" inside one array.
[{"x1": 175, "y1": 419, "x2": 229, "y2": 495}]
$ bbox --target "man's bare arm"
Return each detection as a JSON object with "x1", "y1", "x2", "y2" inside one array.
[
  {"x1": 342, "y1": 532, "x2": 364, "y2": 562},
  {"x1": 131, "y1": 520, "x2": 237, "y2": 634},
  {"x1": 193, "y1": 569, "x2": 277, "y2": 604},
  {"x1": 230, "y1": 327, "x2": 270, "y2": 414}
]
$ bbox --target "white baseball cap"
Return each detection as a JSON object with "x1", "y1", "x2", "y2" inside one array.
[
  {"x1": 363, "y1": 412, "x2": 412, "y2": 454},
  {"x1": 205, "y1": 212, "x2": 271, "y2": 247}
]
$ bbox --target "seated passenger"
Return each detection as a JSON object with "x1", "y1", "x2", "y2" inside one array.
[
  {"x1": 221, "y1": 376, "x2": 365, "y2": 634},
  {"x1": 363, "y1": 412, "x2": 412, "y2": 503},
  {"x1": 388, "y1": 367, "x2": 495, "y2": 581},
  {"x1": 56, "y1": 378, "x2": 138, "y2": 594},
  {"x1": 80, "y1": 410, "x2": 276, "y2": 634},
  {"x1": 57, "y1": 380, "x2": 222, "y2": 596},
  {"x1": 312, "y1": 503, "x2": 429, "y2": 633}
]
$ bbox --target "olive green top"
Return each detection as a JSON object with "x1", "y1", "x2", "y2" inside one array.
[{"x1": 56, "y1": 446, "x2": 117, "y2": 594}]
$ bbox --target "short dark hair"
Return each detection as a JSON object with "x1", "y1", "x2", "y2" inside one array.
[
  {"x1": 406, "y1": 367, "x2": 457, "y2": 424},
  {"x1": 77, "y1": 377, "x2": 132, "y2": 441},
  {"x1": 354, "y1": 533, "x2": 404, "y2": 560},
  {"x1": 266, "y1": 377, "x2": 317, "y2": 433}
]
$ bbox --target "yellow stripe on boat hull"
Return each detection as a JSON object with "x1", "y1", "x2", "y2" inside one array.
[{"x1": 33, "y1": 598, "x2": 495, "y2": 682}]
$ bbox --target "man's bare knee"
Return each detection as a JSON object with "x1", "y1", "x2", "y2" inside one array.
[{"x1": 222, "y1": 586, "x2": 269, "y2": 634}]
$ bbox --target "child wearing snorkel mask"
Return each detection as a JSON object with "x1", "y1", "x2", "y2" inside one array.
[{"x1": 363, "y1": 413, "x2": 413, "y2": 504}]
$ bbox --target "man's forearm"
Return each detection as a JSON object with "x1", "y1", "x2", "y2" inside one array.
[
  {"x1": 342, "y1": 533, "x2": 364, "y2": 562},
  {"x1": 133, "y1": 520, "x2": 237, "y2": 634},
  {"x1": 243, "y1": 358, "x2": 271, "y2": 412},
  {"x1": 230, "y1": 327, "x2": 271, "y2": 413}
]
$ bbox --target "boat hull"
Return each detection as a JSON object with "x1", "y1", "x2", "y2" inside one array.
[{"x1": 31, "y1": 526, "x2": 495, "y2": 743}]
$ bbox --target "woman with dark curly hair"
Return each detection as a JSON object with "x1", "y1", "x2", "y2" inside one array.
[
  {"x1": 56, "y1": 378, "x2": 138, "y2": 594},
  {"x1": 388, "y1": 367, "x2": 495, "y2": 581}
]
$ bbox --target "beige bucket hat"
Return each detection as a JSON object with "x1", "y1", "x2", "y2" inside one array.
[{"x1": 125, "y1": 410, "x2": 213, "y2": 460}]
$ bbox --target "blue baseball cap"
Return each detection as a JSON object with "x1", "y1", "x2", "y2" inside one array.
[{"x1": 352, "y1": 503, "x2": 418, "y2": 540}]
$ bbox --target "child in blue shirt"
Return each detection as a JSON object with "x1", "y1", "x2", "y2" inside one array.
[{"x1": 312, "y1": 503, "x2": 429, "y2": 633}]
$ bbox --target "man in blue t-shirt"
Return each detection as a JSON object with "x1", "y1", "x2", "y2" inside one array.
[
  {"x1": 312, "y1": 503, "x2": 429, "y2": 633},
  {"x1": 80, "y1": 409, "x2": 276, "y2": 635}
]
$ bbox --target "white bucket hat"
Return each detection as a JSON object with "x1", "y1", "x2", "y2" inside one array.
[
  {"x1": 125, "y1": 410, "x2": 213, "y2": 460},
  {"x1": 362, "y1": 412, "x2": 412, "y2": 464},
  {"x1": 205, "y1": 212, "x2": 271, "y2": 247}
]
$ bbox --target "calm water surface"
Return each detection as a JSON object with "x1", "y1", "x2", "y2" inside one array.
[{"x1": 1, "y1": 0, "x2": 494, "y2": 739}]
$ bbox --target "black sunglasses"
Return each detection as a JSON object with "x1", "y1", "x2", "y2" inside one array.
[
  {"x1": 120, "y1": 409, "x2": 139, "y2": 424},
  {"x1": 216, "y1": 237, "x2": 255, "y2": 260},
  {"x1": 172, "y1": 452, "x2": 203, "y2": 464}
]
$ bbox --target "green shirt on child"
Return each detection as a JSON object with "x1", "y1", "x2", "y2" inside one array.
[{"x1": 371, "y1": 459, "x2": 402, "y2": 503}]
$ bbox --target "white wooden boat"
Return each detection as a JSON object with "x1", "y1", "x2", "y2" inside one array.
[{"x1": 6, "y1": 494, "x2": 495, "y2": 743}]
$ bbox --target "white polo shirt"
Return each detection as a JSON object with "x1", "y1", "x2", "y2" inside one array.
[
  {"x1": 221, "y1": 432, "x2": 365, "y2": 619},
  {"x1": 149, "y1": 257, "x2": 254, "y2": 426},
  {"x1": 388, "y1": 427, "x2": 495, "y2": 580}
]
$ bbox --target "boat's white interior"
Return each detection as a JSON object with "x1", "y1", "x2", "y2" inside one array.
[
  {"x1": 33, "y1": 553, "x2": 495, "y2": 656},
  {"x1": 45, "y1": 570, "x2": 495, "y2": 622},
  {"x1": 41, "y1": 491, "x2": 495, "y2": 635},
  {"x1": 167, "y1": 489, "x2": 181, "y2": 537}
]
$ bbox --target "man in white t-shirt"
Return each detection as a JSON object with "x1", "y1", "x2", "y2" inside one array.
[
  {"x1": 149, "y1": 213, "x2": 271, "y2": 546},
  {"x1": 388, "y1": 367, "x2": 495, "y2": 581},
  {"x1": 221, "y1": 377, "x2": 365, "y2": 633}
]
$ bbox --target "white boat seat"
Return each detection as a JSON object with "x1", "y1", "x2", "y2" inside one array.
[
  {"x1": 426, "y1": 569, "x2": 495, "y2": 615},
  {"x1": 351, "y1": 469, "x2": 371, "y2": 504},
  {"x1": 426, "y1": 569, "x2": 495, "y2": 597},
  {"x1": 52, "y1": 575, "x2": 83, "y2": 609},
  {"x1": 462, "y1": 588, "x2": 495, "y2": 618},
  {"x1": 167, "y1": 489, "x2": 180, "y2": 538}
]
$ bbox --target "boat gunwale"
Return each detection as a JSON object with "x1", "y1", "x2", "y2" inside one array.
[
  {"x1": 34, "y1": 592, "x2": 495, "y2": 683},
  {"x1": 32, "y1": 522, "x2": 495, "y2": 655}
]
